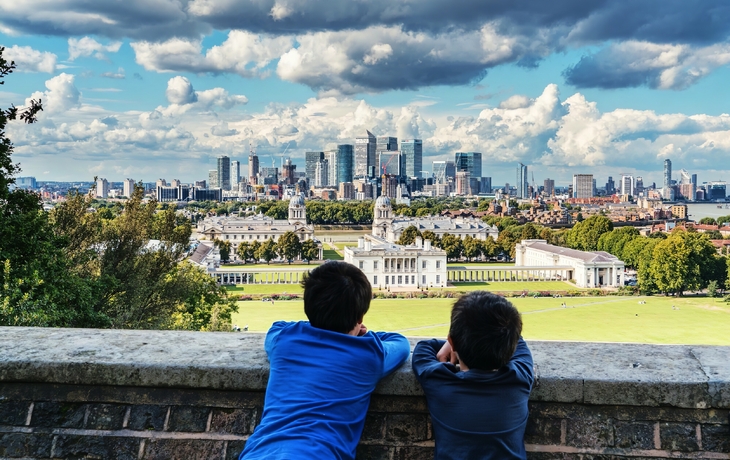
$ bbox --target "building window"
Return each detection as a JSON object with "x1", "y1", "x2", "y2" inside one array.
[
  {"x1": 398, "y1": 276, "x2": 402, "y2": 284},
  {"x1": 422, "y1": 260, "x2": 426, "y2": 269},
  {"x1": 225, "y1": 235, "x2": 229, "y2": 239},
  {"x1": 374, "y1": 276, "x2": 378, "y2": 285},
  {"x1": 422, "y1": 275, "x2": 426, "y2": 284},
  {"x1": 411, "y1": 276, "x2": 415, "y2": 284},
  {"x1": 385, "y1": 276, "x2": 389, "y2": 285},
  {"x1": 385, "y1": 259, "x2": 389, "y2": 269},
  {"x1": 359, "y1": 261, "x2": 364, "y2": 269},
  {"x1": 436, "y1": 275, "x2": 441, "y2": 283},
  {"x1": 436, "y1": 261, "x2": 441, "y2": 269},
  {"x1": 233, "y1": 235, "x2": 237, "y2": 240},
  {"x1": 374, "y1": 261, "x2": 378, "y2": 270}
]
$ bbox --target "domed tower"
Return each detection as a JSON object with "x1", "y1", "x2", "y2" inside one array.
[
  {"x1": 288, "y1": 194, "x2": 306, "y2": 225},
  {"x1": 372, "y1": 195, "x2": 393, "y2": 238}
]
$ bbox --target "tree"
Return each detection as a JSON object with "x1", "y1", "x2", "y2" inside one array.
[
  {"x1": 440, "y1": 233, "x2": 463, "y2": 261},
  {"x1": 277, "y1": 231, "x2": 302, "y2": 263},
  {"x1": 700, "y1": 217, "x2": 717, "y2": 225},
  {"x1": 257, "y1": 237, "x2": 277, "y2": 264},
  {"x1": 480, "y1": 237, "x2": 498, "y2": 259},
  {"x1": 214, "y1": 239, "x2": 232, "y2": 262},
  {"x1": 717, "y1": 215, "x2": 730, "y2": 226},
  {"x1": 648, "y1": 230, "x2": 718, "y2": 296},
  {"x1": 397, "y1": 225, "x2": 422, "y2": 245},
  {"x1": 250, "y1": 240, "x2": 262, "y2": 262},
  {"x1": 703, "y1": 230, "x2": 723, "y2": 240},
  {"x1": 462, "y1": 236, "x2": 481, "y2": 261},
  {"x1": 237, "y1": 241, "x2": 253, "y2": 263},
  {"x1": 520, "y1": 223, "x2": 541, "y2": 240},
  {"x1": 421, "y1": 230, "x2": 441, "y2": 247},
  {"x1": 597, "y1": 227, "x2": 640, "y2": 260},
  {"x1": 566, "y1": 215, "x2": 613, "y2": 251},
  {"x1": 300, "y1": 239, "x2": 319, "y2": 263}
]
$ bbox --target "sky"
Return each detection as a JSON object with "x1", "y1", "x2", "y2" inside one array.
[{"x1": 1, "y1": 0, "x2": 730, "y2": 187}]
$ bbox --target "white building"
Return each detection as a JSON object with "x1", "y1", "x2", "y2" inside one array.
[
  {"x1": 344, "y1": 235, "x2": 447, "y2": 289},
  {"x1": 189, "y1": 241, "x2": 221, "y2": 273},
  {"x1": 372, "y1": 195, "x2": 499, "y2": 242},
  {"x1": 95, "y1": 178, "x2": 109, "y2": 199},
  {"x1": 572, "y1": 174, "x2": 594, "y2": 198},
  {"x1": 122, "y1": 179, "x2": 135, "y2": 199},
  {"x1": 515, "y1": 239, "x2": 625, "y2": 288},
  {"x1": 196, "y1": 195, "x2": 319, "y2": 259}
]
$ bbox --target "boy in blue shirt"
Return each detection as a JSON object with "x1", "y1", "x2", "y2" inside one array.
[
  {"x1": 240, "y1": 261, "x2": 410, "y2": 460},
  {"x1": 412, "y1": 291, "x2": 534, "y2": 460}
]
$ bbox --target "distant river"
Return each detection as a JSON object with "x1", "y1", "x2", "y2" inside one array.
[{"x1": 686, "y1": 203, "x2": 730, "y2": 221}]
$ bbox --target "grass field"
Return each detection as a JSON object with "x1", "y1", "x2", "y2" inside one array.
[
  {"x1": 230, "y1": 296, "x2": 730, "y2": 345},
  {"x1": 322, "y1": 248, "x2": 343, "y2": 260},
  {"x1": 333, "y1": 242, "x2": 358, "y2": 250}
]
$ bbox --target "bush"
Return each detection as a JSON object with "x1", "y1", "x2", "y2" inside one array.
[{"x1": 707, "y1": 280, "x2": 719, "y2": 298}]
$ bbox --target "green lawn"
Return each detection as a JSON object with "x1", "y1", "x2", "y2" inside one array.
[
  {"x1": 322, "y1": 248, "x2": 343, "y2": 260},
  {"x1": 231, "y1": 296, "x2": 730, "y2": 345},
  {"x1": 333, "y1": 242, "x2": 358, "y2": 250}
]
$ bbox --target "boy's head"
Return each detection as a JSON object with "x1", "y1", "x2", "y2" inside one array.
[
  {"x1": 301, "y1": 261, "x2": 372, "y2": 334},
  {"x1": 449, "y1": 291, "x2": 522, "y2": 370}
]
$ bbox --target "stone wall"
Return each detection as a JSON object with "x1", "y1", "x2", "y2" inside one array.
[{"x1": 0, "y1": 327, "x2": 728, "y2": 459}]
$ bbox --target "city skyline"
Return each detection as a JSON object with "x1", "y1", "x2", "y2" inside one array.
[{"x1": 2, "y1": 2, "x2": 730, "y2": 185}]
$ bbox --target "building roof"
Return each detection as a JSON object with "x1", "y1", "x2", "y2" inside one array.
[
  {"x1": 391, "y1": 216, "x2": 496, "y2": 233},
  {"x1": 521, "y1": 240, "x2": 622, "y2": 263},
  {"x1": 190, "y1": 243, "x2": 215, "y2": 265}
]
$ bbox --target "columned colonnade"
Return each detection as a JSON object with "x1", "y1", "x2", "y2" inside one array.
[{"x1": 447, "y1": 267, "x2": 574, "y2": 282}]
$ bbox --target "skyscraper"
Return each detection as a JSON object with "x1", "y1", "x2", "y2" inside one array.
[
  {"x1": 314, "y1": 160, "x2": 329, "y2": 187},
  {"x1": 544, "y1": 178, "x2": 555, "y2": 197},
  {"x1": 355, "y1": 131, "x2": 376, "y2": 178},
  {"x1": 664, "y1": 159, "x2": 672, "y2": 188},
  {"x1": 208, "y1": 170, "x2": 218, "y2": 188},
  {"x1": 248, "y1": 152, "x2": 259, "y2": 185},
  {"x1": 217, "y1": 155, "x2": 231, "y2": 191},
  {"x1": 621, "y1": 175, "x2": 634, "y2": 196},
  {"x1": 516, "y1": 163, "x2": 528, "y2": 199},
  {"x1": 282, "y1": 158, "x2": 296, "y2": 185},
  {"x1": 376, "y1": 136, "x2": 398, "y2": 153},
  {"x1": 432, "y1": 160, "x2": 456, "y2": 183},
  {"x1": 230, "y1": 160, "x2": 240, "y2": 189},
  {"x1": 123, "y1": 178, "x2": 135, "y2": 198},
  {"x1": 605, "y1": 176, "x2": 615, "y2": 195},
  {"x1": 454, "y1": 152, "x2": 482, "y2": 179},
  {"x1": 379, "y1": 151, "x2": 401, "y2": 177},
  {"x1": 95, "y1": 178, "x2": 109, "y2": 199},
  {"x1": 400, "y1": 139, "x2": 422, "y2": 178},
  {"x1": 305, "y1": 151, "x2": 325, "y2": 183},
  {"x1": 336, "y1": 144, "x2": 354, "y2": 184},
  {"x1": 572, "y1": 174, "x2": 593, "y2": 198}
]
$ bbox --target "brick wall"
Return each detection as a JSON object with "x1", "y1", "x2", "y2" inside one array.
[{"x1": 0, "y1": 328, "x2": 728, "y2": 459}]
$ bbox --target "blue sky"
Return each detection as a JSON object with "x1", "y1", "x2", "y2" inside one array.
[{"x1": 2, "y1": 1, "x2": 730, "y2": 186}]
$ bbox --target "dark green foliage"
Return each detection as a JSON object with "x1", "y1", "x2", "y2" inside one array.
[{"x1": 396, "y1": 225, "x2": 421, "y2": 245}]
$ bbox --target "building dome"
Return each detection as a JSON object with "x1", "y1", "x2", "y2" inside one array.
[
  {"x1": 289, "y1": 194, "x2": 305, "y2": 208},
  {"x1": 375, "y1": 195, "x2": 391, "y2": 208}
]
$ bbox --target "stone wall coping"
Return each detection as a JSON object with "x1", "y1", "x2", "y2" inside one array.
[{"x1": 0, "y1": 327, "x2": 727, "y2": 409}]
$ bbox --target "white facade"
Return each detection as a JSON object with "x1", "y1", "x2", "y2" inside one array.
[
  {"x1": 196, "y1": 195, "x2": 317, "y2": 259},
  {"x1": 95, "y1": 178, "x2": 109, "y2": 199},
  {"x1": 344, "y1": 235, "x2": 447, "y2": 289},
  {"x1": 122, "y1": 179, "x2": 135, "y2": 199},
  {"x1": 572, "y1": 174, "x2": 594, "y2": 198},
  {"x1": 372, "y1": 195, "x2": 498, "y2": 242},
  {"x1": 515, "y1": 239, "x2": 625, "y2": 288}
]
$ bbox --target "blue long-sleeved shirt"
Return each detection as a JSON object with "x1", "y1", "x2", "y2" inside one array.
[
  {"x1": 240, "y1": 321, "x2": 410, "y2": 460},
  {"x1": 412, "y1": 338, "x2": 534, "y2": 460}
]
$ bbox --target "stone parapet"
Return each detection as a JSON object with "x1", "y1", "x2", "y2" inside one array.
[{"x1": 0, "y1": 327, "x2": 728, "y2": 459}]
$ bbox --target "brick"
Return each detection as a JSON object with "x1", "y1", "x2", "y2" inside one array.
[
  {"x1": 142, "y1": 439, "x2": 225, "y2": 460},
  {"x1": 86, "y1": 403, "x2": 128, "y2": 430},
  {"x1": 524, "y1": 417, "x2": 562, "y2": 445},
  {"x1": 0, "y1": 401, "x2": 29, "y2": 426},
  {"x1": 702, "y1": 423, "x2": 730, "y2": 452},
  {"x1": 167, "y1": 406, "x2": 210, "y2": 432},
  {"x1": 565, "y1": 418, "x2": 614, "y2": 448},
  {"x1": 361, "y1": 413, "x2": 386, "y2": 441},
  {"x1": 369, "y1": 395, "x2": 428, "y2": 413},
  {"x1": 660, "y1": 422, "x2": 699, "y2": 451},
  {"x1": 30, "y1": 401, "x2": 86, "y2": 428},
  {"x1": 614, "y1": 421, "x2": 655, "y2": 449},
  {"x1": 128, "y1": 405, "x2": 168, "y2": 431},
  {"x1": 393, "y1": 445, "x2": 434, "y2": 460},
  {"x1": 385, "y1": 414, "x2": 430, "y2": 442},
  {"x1": 355, "y1": 444, "x2": 393, "y2": 460},
  {"x1": 0, "y1": 433, "x2": 53, "y2": 458},
  {"x1": 210, "y1": 408, "x2": 257, "y2": 435},
  {"x1": 53, "y1": 435, "x2": 139, "y2": 460},
  {"x1": 226, "y1": 440, "x2": 246, "y2": 460}
]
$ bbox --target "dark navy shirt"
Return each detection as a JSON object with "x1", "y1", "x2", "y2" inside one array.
[
  {"x1": 240, "y1": 321, "x2": 410, "y2": 460},
  {"x1": 412, "y1": 338, "x2": 534, "y2": 460}
]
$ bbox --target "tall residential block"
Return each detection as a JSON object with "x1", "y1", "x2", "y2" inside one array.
[
  {"x1": 621, "y1": 175, "x2": 634, "y2": 196},
  {"x1": 208, "y1": 170, "x2": 218, "y2": 188},
  {"x1": 230, "y1": 160, "x2": 240, "y2": 189},
  {"x1": 355, "y1": 131, "x2": 376, "y2": 178},
  {"x1": 248, "y1": 153, "x2": 259, "y2": 185},
  {"x1": 544, "y1": 178, "x2": 555, "y2": 197},
  {"x1": 336, "y1": 144, "x2": 354, "y2": 184},
  {"x1": 95, "y1": 178, "x2": 109, "y2": 199},
  {"x1": 122, "y1": 178, "x2": 135, "y2": 198},
  {"x1": 516, "y1": 163, "x2": 528, "y2": 199},
  {"x1": 400, "y1": 139, "x2": 422, "y2": 178},
  {"x1": 455, "y1": 152, "x2": 482, "y2": 179},
  {"x1": 572, "y1": 174, "x2": 594, "y2": 198},
  {"x1": 663, "y1": 159, "x2": 672, "y2": 188},
  {"x1": 305, "y1": 151, "x2": 325, "y2": 183},
  {"x1": 217, "y1": 156, "x2": 231, "y2": 191}
]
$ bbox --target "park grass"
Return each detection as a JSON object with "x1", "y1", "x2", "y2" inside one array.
[
  {"x1": 333, "y1": 242, "x2": 358, "y2": 250},
  {"x1": 446, "y1": 281, "x2": 578, "y2": 292},
  {"x1": 322, "y1": 248, "x2": 343, "y2": 260},
  {"x1": 230, "y1": 296, "x2": 730, "y2": 345}
]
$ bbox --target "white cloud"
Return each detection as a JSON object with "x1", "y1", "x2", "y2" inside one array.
[
  {"x1": 165, "y1": 76, "x2": 197, "y2": 105},
  {"x1": 363, "y1": 43, "x2": 393, "y2": 65},
  {"x1": 131, "y1": 31, "x2": 292, "y2": 77},
  {"x1": 100, "y1": 67, "x2": 125, "y2": 79},
  {"x1": 25, "y1": 73, "x2": 80, "y2": 114},
  {"x1": 3, "y1": 45, "x2": 57, "y2": 73},
  {"x1": 68, "y1": 36, "x2": 122, "y2": 60}
]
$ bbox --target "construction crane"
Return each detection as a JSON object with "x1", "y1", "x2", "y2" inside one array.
[{"x1": 279, "y1": 141, "x2": 291, "y2": 169}]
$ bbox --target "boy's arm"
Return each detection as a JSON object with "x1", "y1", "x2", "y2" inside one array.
[
  {"x1": 263, "y1": 321, "x2": 292, "y2": 357},
  {"x1": 411, "y1": 339, "x2": 446, "y2": 378},
  {"x1": 510, "y1": 337, "x2": 534, "y2": 385},
  {"x1": 373, "y1": 332, "x2": 411, "y2": 377}
]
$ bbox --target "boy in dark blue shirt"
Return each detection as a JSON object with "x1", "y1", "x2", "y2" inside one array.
[
  {"x1": 240, "y1": 261, "x2": 410, "y2": 460},
  {"x1": 412, "y1": 291, "x2": 534, "y2": 460}
]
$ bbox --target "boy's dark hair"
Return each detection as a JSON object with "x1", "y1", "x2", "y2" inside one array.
[
  {"x1": 449, "y1": 291, "x2": 522, "y2": 370},
  {"x1": 301, "y1": 261, "x2": 372, "y2": 333}
]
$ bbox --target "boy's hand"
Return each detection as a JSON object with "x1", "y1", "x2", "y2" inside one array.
[
  {"x1": 437, "y1": 341, "x2": 458, "y2": 365},
  {"x1": 357, "y1": 324, "x2": 368, "y2": 336}
]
